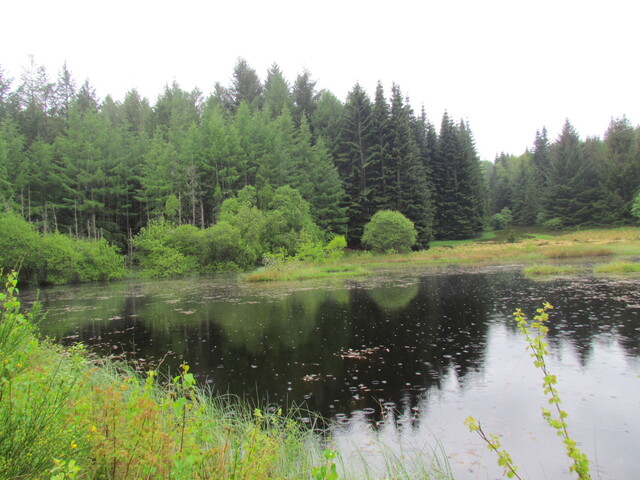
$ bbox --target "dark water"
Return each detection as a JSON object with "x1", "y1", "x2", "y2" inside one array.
[{"x1": 25, "y1": 267, "x2": 640, "y2": 479}]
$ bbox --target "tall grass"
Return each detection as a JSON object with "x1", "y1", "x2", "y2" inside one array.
[{"x1": 594, "y1": 261, "x2": 640, "y2": 274}]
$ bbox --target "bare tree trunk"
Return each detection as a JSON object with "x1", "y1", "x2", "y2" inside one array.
[
  {"x1": 200, "y1": 197, "x2": 205, "y2": 228},
  {"x1": 74, "y1": 200, "x2": 79, "y2": 237},
  {"x1": 52, "y1": 204, "x2": 58, "y2": 232},
  {"x1": 43, "y1": 202, "x2": 48, "y2": 235}
]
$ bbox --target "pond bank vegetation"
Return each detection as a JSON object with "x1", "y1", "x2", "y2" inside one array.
[
  {"x1": 0, "y1": 271, "x2": 451, "y2": 479},
  {"x1": 246, "y1": 227, "x2": 640, "y2": 282}
]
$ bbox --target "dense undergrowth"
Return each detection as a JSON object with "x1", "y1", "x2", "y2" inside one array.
[{"x1": 0, "y1": 212, "x2": 124, "y2": 286}]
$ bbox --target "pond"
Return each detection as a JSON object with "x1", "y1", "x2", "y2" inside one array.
[{"x1": 25, "y1": 266, "x2": 640, "y2": 479}]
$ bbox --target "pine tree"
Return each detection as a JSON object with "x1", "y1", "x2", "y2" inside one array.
[
  {"x1": 292, "y1": 69, "x2": 318, "y2": 128},
  {"x1": 432, "y1": 113, "x2": 485, "y2": 239},
  {"x1": 263, "y1": 63, "x2": 292, "y2": 119},
  {"x1": 336, "y1": 83, "x2": 373, "y2": 245},
  {"x1": 369, "y1": 81, "x2": 393, "y2": 211},
  {"x1": 388, "y1": 84, "x2": 434, "y2": 247},
  {"x1": 311, "y1": 90, "x2": 343, "y2": 154},
  {"x1": 602, "y1": 117, "x2": 639, "y2": 221},
  {"x1": 545, "y1": 120, "x2": 604, "y2": 226},
  {"x1": 230, "y1": 58, "x2": 263, "y2": 112}
]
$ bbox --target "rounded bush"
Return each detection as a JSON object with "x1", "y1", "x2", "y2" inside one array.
[{"x1": 361, "y1": 210, "x2": 417, "y2": 254}]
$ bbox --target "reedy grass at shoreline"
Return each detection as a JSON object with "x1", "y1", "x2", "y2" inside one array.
[
  {"x1": 342, "y1": 227, "x2": 640, "y2": 271},
  {"x1": 242, "y1": 227, "x2": 640, "y2": 282},
  {"x1": 242, "y1": 262, "x2": 370, "y2": 283}
]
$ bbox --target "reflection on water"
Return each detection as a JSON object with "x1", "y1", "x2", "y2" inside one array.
[{"x1": 25, "y1": 267, "x2": 640, "y2": 479}]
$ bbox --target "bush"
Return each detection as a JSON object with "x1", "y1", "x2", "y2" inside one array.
[
  {"x1": 631, "y1": 191, "x2": 640, "y2": 222},
  {"x1": 0, "y1": 213, "x2": 125, "y2": 285},
  {"x1": 201, "y1": 221, "x2": 260, "y2": 271},
  {"x1": 542, "y1": 217, "x2": 564, "y2": 230},
  {"x1": 324, "y1": 235, "x2": 347, "y2": 260},
  {"x1": 40, "y1": 233, "x2": 81, "y2": 284},
  {"x1": 361, "y1": 210, "x2": 417, "y2": 254},
  {"x1": 490, "y1": 207, "x2": 512, "y2": 230},
  {"x1": 0, "y1": 212, "x2": 42, "y2": 283},
  {"x1": 131, "y1": 221, "x2": 199, "y2": 277},
  {"x1": 77, "y1": 239, "x2": 125, "y2": 282}
]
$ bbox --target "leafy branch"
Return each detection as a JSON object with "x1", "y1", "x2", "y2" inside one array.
[{"x1": 466, "y1": 303, "x2": 591, "y2": 479}]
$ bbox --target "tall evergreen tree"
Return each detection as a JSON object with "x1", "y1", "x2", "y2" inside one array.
[
  {"x1": 311, "y1": 89, "x2": 343, "y2": 154},
  {"x1": 432, "y1": 112, "x2": 484, "y2": 239},
  {"x1": 388, "y1": 84, "x2": 434, "y2": 246},
  {"x1": 545, "y1": 120, "x2": 604, "y2": 226},
  {"x1": 0, "y1": 65, "x2": 15, "y2": 121},
  {"x1": 263, "y1": 63, "x2": 292, "y2": 119},
  {"x1": 230, "y1": 58, "x2": 263, "y2": 111},
  {"x1": 292, "y1": 69, "x2": 318, "y2": 129},
  {"x1": 15, "y1": 56, "x2": 54, "y2": 143},
  {"x1": 456, "y1": 120, "x2": 487, "y2": 235},
  {"x1": 369, "y1": 81, "x2": 393, "y2": 211},
  {"x1": 336, "y1": 83, "x2": 373, "y2": 245},
  {"x1": 602, "y1": 117, "x2": 639, "y2": 221}
]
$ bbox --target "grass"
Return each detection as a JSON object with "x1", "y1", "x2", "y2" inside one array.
[
  {"x1": 0, "y1": 271, "x2": 451, "y2": 479},
  {"x1": 523, "y1": 264, "x2": 585, "y2": 277},
  {"x1": 242, "y1": 261, "x2": 370, "y2": 283},
  {"x1": 347, "y1": 227, "x2": 640, "y2": 270},
  {"x1": 594, "y1": 261, "x2": 640, "y2": 274},
  {"x1": 238, "y1": 227, "x2": 640, "y2": 283}
]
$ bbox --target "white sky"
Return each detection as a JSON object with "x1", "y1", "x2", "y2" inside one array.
[{"x1": 2, "y1": 0, "x2": 638, "y2": 160}]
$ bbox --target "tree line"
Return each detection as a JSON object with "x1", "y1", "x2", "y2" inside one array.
[
  {"x1": 487, "y1": 118, "x2": 640, "y2": 229},
  {"x1": 0, "y1": 57, "x2": 638, "y2": 276},
  {"x1": 0, "y1": 57, "x2": 487, "y2": 252}
]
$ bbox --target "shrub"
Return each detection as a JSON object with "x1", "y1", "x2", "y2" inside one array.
[
  {"x1": 77, "y1": 239, "x2": 126, "y2": 282},
  {"x1": 0, "y1": 212, "x2": 42, "y2": 283},
  {"x1": 39, "y1": 233, "x2": 81, "y2": 284},
  {"x1": 201, "y1": 221, "x2": 258, "y2": 270},
  {"x1": 632, "y1": 191, "x2": 640, "y2": 222},
  {"x1": 361, "y1": 210, "x2": 417, "y2": 254},
  {"x1": 132, "y1": 221, "x2": 199, "y2": 277},
  {"x1": 542, "y1": 217, "x2": 564, "y2": 230},
  {"x1": 324, "y1": 235, "x2": 347, "y2": 260},
  {"x1": 490, "y1": 207, "x2": 512, "y2": 230}
]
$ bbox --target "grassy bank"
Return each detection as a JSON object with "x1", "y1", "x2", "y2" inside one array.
[
  {"x1": 351, "y1": 227, "x2": 640, "y2": 271},
  {"x1": 242, "y1": 262, "x2": 370, "y2": 283},
  {"x1": 243, "y1": 227, "x2": 640, "y2": 282},
  {"x1": 0, "y1": 271, "x2": 451, "y2": 479}
]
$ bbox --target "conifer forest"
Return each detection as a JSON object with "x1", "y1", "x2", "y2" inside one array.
[{"x1": 0, "y1": 57, "x2": 638, "y2": 283}]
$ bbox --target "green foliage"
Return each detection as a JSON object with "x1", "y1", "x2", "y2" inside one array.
[
  {"x1": 324, "y1": 235, "x2": 347, "y2": 260},
  {"x1": 201, "y1": 221, "x2": 258, "y2": 271},
  {"x1": 631, "y1": 190, "x2": 640, "y2": 222},
  {"x1": 0, "y1": 271, "x2": 81, "y2": 479},
  {"x1": 490, "y1": 207, "x2": 512, "y2": 230},
  {"x1": 542, "y1": 217, "x2": 564, "y2": 230},
  {"x1": 361, "y1": 210, "x2": 417, "y2": 254},
  {"x1": 0, "y1": 212, "x2": 42, "y2": 281},
  {"x1": 312, "y1": 449, "x2": 339, "y2": 480},
  {"x1": 0, "y1": 212, "x2": 124, "y2": 285},
  {"x1": 0, "y1": 273, "x2": 335, "y2": 479},
  {"x1": 131, "y1": 220, "x2": 200, "y2": 277}
]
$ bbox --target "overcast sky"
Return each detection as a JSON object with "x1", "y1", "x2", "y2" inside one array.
[{"x1": 2, "y1": 0, "x2": 638, "y2": 160}]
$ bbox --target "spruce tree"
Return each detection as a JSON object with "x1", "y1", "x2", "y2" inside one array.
[
  {"x1": 545, "y1": 120, "x2": 604, "y2": 226},
  {"x1": 336, "y1": 83, "x2": 373, "y2": 245},
  {"x1": 388, "y1": 84, "x2": 434, "y2": 247},
  {"x1": 432, "y1": 113, "x2": 485, "y2": 239},
  {"x1": 369, "y1": 81, "x2": 393, "y2": 212}
]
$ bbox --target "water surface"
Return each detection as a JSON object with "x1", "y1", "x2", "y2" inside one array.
[{"x1": 26, "y1": 266, "x2": 640, "y2": 479}]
